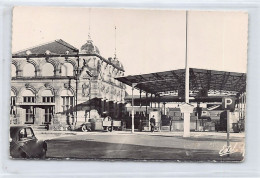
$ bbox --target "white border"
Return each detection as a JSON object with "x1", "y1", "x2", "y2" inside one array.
[{"x1": 1, "y1": 1, "x2": 260, "y2": 177}]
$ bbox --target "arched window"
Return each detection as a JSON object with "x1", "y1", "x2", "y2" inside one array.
[
  {"x1": 42, "y1": 89, "x2": 54, "y2": 103},
  {"x1": 42, "y1": 63, "x2": 54, "y2": 76},
  {"x1": 22, "y1": 89, "x2": 35, "y2": 103},
  {"x1": 11, "y1": 64, "x2": 16, "y2": 77},
  {"x1": 60, "y1": 89, "x2": 74, "y2": 114},
  {"x1": 23, "y1": 63, "x2": 35, "y2": 77},
  {"x1": 61, "y1": 63, "x2": 74, "y2": 76}
]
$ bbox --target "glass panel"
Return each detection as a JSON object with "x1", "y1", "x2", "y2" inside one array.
[
  {"x1": 26, "y1": 128, "x2": 34, "y2": 138},
  {"x1": 62, "y1": 97, "x2": 65, "y2": 105},
  {"x1": 26, "y1": 107, "x2": 34, "y2": 123},
  {"x1": 70, "y1": 97, "x2": 73, "y2": 107},
  {"x1": 66, "y1": 97, "x2": 68, "y2": 105}
]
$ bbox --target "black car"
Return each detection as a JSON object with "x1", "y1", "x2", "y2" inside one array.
[{"x1": 10, "y1": 126, "x2": 47, "y2": 159}]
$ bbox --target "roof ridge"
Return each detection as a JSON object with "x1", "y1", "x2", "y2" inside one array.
[
  {"x1": 55, "y1": 39, "x2": 79, "y2": 52},
  {"x1": 12, "y1": 39, "x2": 79, "y2": 55},
  {"x1": 12, "y1": 39, "x2": 58, "y2": 55}
]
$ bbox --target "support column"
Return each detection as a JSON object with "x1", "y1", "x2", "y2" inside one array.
[
  {"x1": 150, "y1": 94, "x2": 153, "y2": 108},
  {"x1": 145, "y1": 92, "x2": 148, "y2": 116},
  {"x1": 154, "y1": 95, "x2": 157, "y2": 108},
  {"x1": 104, "y1": 99, "x2": 106, "y2": 113},
  {"x1": 163, "y1": 102, "x2": 166, "y2": 115},
  {"x1": 241, "y1": 93, "x2": 244, "y2": 119},
  {"x1": 244, "y1": 93, "x2": 246, "y2": 119},
  {"x1": 17, "y1": 69, "x2": 23, "y2": 77},
  {"x1": 183, "y1": 112, "x2": 191, "y2": 137},
  {"x1": 131, "y1": 83, "x2": 135, "y2": 133},
  {"x1": 139, "y1": 90, "x2": 142, "y2": 132},
  {"x1": 139, "y1": 90, "x2": 142, "y2": 108}
]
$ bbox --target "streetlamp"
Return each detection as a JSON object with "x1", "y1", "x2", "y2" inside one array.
[
  {"x1": 75, "y1": 56, "x2": 81, "y2": 125},
  {"x1": 131, "y1": 83, "x2": 137, "y2": 133}
]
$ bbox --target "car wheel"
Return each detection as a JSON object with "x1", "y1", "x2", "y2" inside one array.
[
  {"x1": 81, "y1": 125, "x2": 87, "y2": 132},
  {"x1": 21, "y1": 152, "x2": 28, "y2": 159}
]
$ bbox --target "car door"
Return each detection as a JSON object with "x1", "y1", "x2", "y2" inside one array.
[{"x1": 18, "y1": 127, "x2": 38, "y2": 157}]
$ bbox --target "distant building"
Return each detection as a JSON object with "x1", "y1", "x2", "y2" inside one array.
[{"x1": 10, "y1": 37, "x2": 125, "y2": 128}]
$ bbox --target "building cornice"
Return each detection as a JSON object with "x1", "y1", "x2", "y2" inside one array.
[{"x1": 12, "y1": 53, "x2": 125, "y2": 72}]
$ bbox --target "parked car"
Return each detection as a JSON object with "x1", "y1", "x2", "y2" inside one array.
[
  {"x1": 80, "y1": 122, "x2": 92, "y2": 132},
  {"x1": 10, "y1": 126, "x2": 47, "y2": 159}
]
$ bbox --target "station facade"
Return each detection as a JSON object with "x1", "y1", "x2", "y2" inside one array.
[{"x1": 10, "y1": 37, "x2": 126, "y2": 128}]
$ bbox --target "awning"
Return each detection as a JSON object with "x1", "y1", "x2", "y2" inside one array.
[
  {"x1": 116, "y1": 68, "x2": 246, "y2": 95},
  {"x1": 57, "y1": 100, "x2": 91, "y2": 114}
]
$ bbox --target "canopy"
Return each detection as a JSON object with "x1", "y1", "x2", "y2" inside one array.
[{"x1": 116, "y1": 68, "x2": 246, "y2": 95}]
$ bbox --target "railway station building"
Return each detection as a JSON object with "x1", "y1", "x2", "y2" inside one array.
[{"x1": 10, "y1": 37, "x2": 126, "y2": 129}]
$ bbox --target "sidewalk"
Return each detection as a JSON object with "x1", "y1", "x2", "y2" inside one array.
[{"x1": 34, "y1": 129, "x2": 245, "y2": 140}]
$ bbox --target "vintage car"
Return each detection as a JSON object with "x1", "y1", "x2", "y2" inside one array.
[{"x1": 10, "y1": 126, "x2": 47, "y2": 159}]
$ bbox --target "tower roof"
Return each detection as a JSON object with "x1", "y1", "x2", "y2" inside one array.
[{"x1": 80, "y1": 39, "x2": 100, "y2": 55}]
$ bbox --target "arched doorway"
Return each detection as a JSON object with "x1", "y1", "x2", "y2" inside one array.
[
  {"x1": 41, "y1": 89, "x2": 54, "y2": 124},
  {"x1": 21, "y1": 89, "x2": 35, "y2": 124},
  {"x1": 60, "y1": 89, "x2": 74, "y2": 124}
]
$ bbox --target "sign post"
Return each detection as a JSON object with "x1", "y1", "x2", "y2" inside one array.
[
  {"x1": 131, "y1": 83, "x2": 137, "y2": 133},
  {"x1": 222, "y1": 97, "x2": 235, "y2": 157},
  {"x1": 227, "y1": 110, "x2": 230, "y2": 153}
]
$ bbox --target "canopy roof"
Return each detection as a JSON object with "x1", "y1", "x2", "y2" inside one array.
[{"x1": 116, "y1": 68, "x2": 246, "y2": 95}]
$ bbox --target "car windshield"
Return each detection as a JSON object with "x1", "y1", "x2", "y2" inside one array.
[{"x1": 19, "y1": 127, "x2": 35, "y2": 140}]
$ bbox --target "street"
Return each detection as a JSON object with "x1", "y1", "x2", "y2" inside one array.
[{"x1": 41, "y1": 131, "x2": 244, "y2": 161}]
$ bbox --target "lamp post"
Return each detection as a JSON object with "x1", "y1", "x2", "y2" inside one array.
[
  {"x1": 182, "y1": 10, "x2": 193, "y2": 138},
  {"x1": 86, "y1": 70, "x2": 93, "y2": 119},
  {"x1": 131, "y1": 83, "x2": 137, "y2": 133},
  {"x1": 75, "y1": 56, "x2": 80, "y2": 125}
]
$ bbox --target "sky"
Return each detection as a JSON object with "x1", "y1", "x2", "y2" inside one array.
[
  {"x1": 12, "y1": 7, "x2": 248, "y2": 76},
  {"x1": 12, "y1": 7, "x2": 248, "y2": 95}
]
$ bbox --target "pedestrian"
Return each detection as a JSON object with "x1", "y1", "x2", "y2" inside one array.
[{"x1": 150, "y1": 115, "x2": 156, "y2": 132}]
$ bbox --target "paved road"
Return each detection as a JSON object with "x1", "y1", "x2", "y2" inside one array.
[{"x1": 44, "y1": 131, "x2": 244, "y2": 162}]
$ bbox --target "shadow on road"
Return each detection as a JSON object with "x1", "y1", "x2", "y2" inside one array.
[
  {"x1": 46, "y1": 139, "x2": 243, "y2": 162},
  {"x1": 148, "y1": 134, "x2": 242, "y2": 142}
]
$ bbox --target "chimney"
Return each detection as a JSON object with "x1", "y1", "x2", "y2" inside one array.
[{"x1": 108, "y1": 57, "x2": 112, "y2": 62}]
